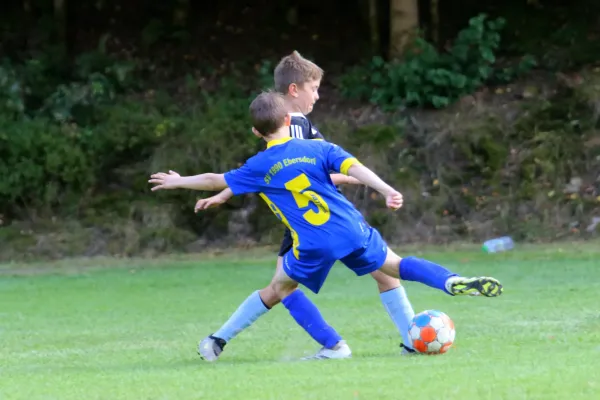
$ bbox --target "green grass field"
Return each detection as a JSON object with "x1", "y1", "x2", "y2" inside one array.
[{"x1": 2, "y1": 243, "x2": 600, "y2": 400}]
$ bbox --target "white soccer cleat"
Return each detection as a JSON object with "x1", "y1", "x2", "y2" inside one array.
[
  {"x1": 198, "y1": 335, "x2": 227, "y2": 362},
  {"x1": 301, "y1": 340, "x2": 352, "y2": 360}
]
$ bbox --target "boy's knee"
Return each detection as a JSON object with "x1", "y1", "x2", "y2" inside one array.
[
  {"x1": 375, "y1": 248, "x2": 403, "y2": 279},
  {"x1": 370, "y1": 270, "x2": 401, "y2": 292},
  {"x1": 271, "y1": 280, "x2": 298, "y2": 300},
  {"x1": 259, "y1": 285, "x2": 281, "y2": 308}
]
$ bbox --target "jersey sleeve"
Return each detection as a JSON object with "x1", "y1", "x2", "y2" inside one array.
[
  {"x1": 323, "y1": 142, "x2": 362, "y2": 175},
  {"x1": 310, "y1": 126, "x2": 325, "y2": 140},
  {"x1": 223, "y1": 162, "x2": 262, "y2": 196}
]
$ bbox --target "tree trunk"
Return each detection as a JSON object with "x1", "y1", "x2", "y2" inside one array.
[
  {"x1": 430, "y1": 0, "x2": 439, "y2": 45},
  {"x1": 54, "y1": 0, "x2": 66, "y2": 44},
  {"x1": 389, "y1": 0, "x2": 419, "y2": 59},
  {"x1": 368, "y1": 0, "x2": 380, "y2": 55}
]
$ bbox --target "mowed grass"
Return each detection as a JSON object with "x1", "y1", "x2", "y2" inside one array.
[{"x1": 2, "y1": 243, "x2": 600, "y2": 400}]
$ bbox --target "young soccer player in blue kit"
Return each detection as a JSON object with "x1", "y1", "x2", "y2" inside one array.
[
  {"x1": 193, "y1": 51, "x2": 419, "y2": 360},
  {"x1": 149, "y1": 91, "x2": 504, "y2": 360}
]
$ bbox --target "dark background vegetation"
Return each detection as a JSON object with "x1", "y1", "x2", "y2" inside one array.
[{"x1": 1, "y1": 0, "x2": 600, "y2": 261}]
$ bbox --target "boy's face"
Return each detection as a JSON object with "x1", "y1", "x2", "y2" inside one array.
[{"x1": 289, "y1": 79, "x2": 321, "y2": 115}]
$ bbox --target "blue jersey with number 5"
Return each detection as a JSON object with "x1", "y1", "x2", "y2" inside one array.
[{"x1": 224, "y1": 137, "x2": 369, "y2": 262}]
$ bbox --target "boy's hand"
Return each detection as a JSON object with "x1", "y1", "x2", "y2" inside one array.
[
  {"x1": 195, "y1": 195, "x2": 227, "y2": 212},
  {"x1": 386, "y1": 191, "x2": 403, "y2": 210},
  {"x1": 149, "y1": 170, "x2": 181, "y2": 191}
]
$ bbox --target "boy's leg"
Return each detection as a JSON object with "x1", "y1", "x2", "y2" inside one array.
[
  {"x1": 255, "y1": 228, "x2": 295, "y2": 308},
  {"x1": 340, "y1": 230, "x2": 416, "y2": 352},
  {"x1": 370, "y1": 270, "x2": 399, "y2": 292},
  {"x1": 378, "y1": 248, "x2": 503, "y2": 297},
  {"x1": 199, "y1": 256, "x2": 350, "y2": 361},
  {"x1": 273, "y1": 253, "x2": 350, "y2": 359},
  {"x1": 199, "y1": 232, "x2": 289, "y2": 361},
  {"x1": 242, "y1": 256, "x2": 418, "y2": 354},
  {"x1": 369, "y1": 270, "x2": 415, "y2": 352},
  {"x1": 198, "y1": 287, "x2": 271, "y2": 361}
]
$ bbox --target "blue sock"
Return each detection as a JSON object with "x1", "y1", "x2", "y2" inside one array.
[
  {"x1": 399, "y1": 257, "x2": 458, "y2": 294},
  {"x1": 282, "y1": 290, "x2": 342, "y2": 349},
  {"x1": 380, "y1": 286, "x2": 415, "y2": 348},
  {"x1": 214, "y1": 290, "x2": 269, "y2": 342}
]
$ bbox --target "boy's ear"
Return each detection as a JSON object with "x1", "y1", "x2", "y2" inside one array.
[
  {"x1": 288, "y1": 83, "x2": 299, "y2": 97},
  {"x1": 251, "y1": 127, "x2": 262, "y2": 138},
  {"x1": 284, "y1": 114, "x2": 291, "y2": 126}
]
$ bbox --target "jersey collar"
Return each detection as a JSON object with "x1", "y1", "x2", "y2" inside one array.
[{"x1": 266, "y1": 137, "x2": 293, "y2": 149}]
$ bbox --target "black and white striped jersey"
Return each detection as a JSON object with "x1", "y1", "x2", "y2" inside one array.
[
  {"x1": 288, "y1": 112, "x2": 346, "y2": 189},
  {"x1": 289, "y1": 112, "x2": 325, "y2": 140}
]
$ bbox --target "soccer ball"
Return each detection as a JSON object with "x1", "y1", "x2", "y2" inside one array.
[{"x1": 409, "y1": 310, "x2": 455, "y2": 354}]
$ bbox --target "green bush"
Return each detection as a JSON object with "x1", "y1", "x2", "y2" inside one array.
[
  {"x1": 338, "y1": 14, "x2": 536, "y2": 109},
  {"x1": 0, "y1": 38, "x2": 139, "y2": 123},
  {"x1": 0, "y1": 62, "x2": 26, "y2": 116},
  {"x1": 0, "y1": 43, "x2": 166, "y2": 216},
  {"x1": 0, "y1": 63, "x2": 264, "y2": 244},
  {"x1": 0, "y1": 116, "x2": 94, "y2": 209}
]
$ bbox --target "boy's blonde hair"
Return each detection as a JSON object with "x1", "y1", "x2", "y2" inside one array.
[
  {"x1": 273, "y1": 50, "x2": 324, "y2": 94},
  {"x1": 249, "y1": 91, "x2": 288, "y2": 136}
]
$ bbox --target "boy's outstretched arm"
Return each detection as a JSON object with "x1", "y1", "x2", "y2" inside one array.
[
  {"x1": 195, "y1": 188, "x2": 234, "y2": 212},
  {"x1": 149, "y1": 170, "x2": 228, "y2": 192},
  {"x1": 330, "y1": 173, "x2": 361, "y2": 185},
  {"x1": 346, "y1": 164, "x2": 403, "y2": 210}
]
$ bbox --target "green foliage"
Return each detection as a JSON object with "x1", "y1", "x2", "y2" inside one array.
[
  {"x1": 0, "y1": 116, "x2": 93, "y2": 208},
  {"x1": 0, "y1": 38, "x2": 139, "y2": 123},
  {"x1": 498, "y1": 2, "x2": 600, "y2": 71},
  {"x1": 0, "y1": 99, "x2": 169, "y2": 212},
  {"x1": 0, "y1": 62, "x2": 25, "y2": 116},
  {"x1": 0, "y1": 57, "x2": 260, "y2": 245},
  {"x1": 0, "y1": 38, "x2": 154, "y2": 213},
  {"x1": 344, "y1": 84, "x2": 599, "y2": 242},
  {"x1": 141, "y1": 19, "x2": 190, "y2": 49},
  {"x1": 493, "y1": 55, "x2": 537, "y2": 84},
  {"x1": 338, "y1": 14, "x2": 536, "y2": 109},
  {"x1": 73, "y1": 35, "x2": 140, "y2": 93},
  {"x1": 257, "y1": 60, "x2": 275, "y2": 91}
]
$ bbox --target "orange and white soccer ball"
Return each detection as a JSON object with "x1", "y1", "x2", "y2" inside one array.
[{"x1": 409, "y1": 310, "x2": 456, "y2": 354}]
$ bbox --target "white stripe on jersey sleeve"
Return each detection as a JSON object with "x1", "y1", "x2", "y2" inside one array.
[{"x1": 290, "y1": 125, "x2": 304, "y2": 139}]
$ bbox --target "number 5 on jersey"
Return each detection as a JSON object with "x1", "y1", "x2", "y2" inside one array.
[{"x1": 285, "y1": 173, "x2": 330, "y2": 226}]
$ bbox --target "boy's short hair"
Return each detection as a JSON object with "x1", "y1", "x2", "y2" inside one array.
[
  {"x1": 273, "y1": 50, "x2": 324, "y2": 94},
  {"x1": 249, "y1": 91, "x2": 288, "y2": 136}
]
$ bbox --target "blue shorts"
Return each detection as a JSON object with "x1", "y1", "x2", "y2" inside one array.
[{"x1": 282, "y1": 227, "x2": 388, "y2": 294}]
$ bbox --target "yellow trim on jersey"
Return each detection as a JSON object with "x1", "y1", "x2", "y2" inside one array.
[
  {"x1": 266, "y1": 137, "x2": 293, "y2": 149},
  {"x1": 340, "y1": 158, "x2": 361, "y2": 175},
  {"x1": 259, "y1": 192, "x2": 300, "y2": 259}
]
